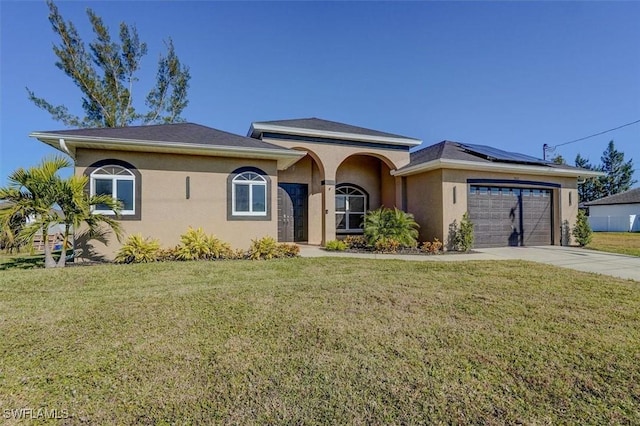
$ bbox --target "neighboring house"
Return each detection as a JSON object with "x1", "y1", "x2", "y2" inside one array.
[
  {"x1": 30, "y1": 118, "x2": 600, "y2": 258},
  {"x1": 584, "y1": 188, "x2": 640, "y2": 232}
]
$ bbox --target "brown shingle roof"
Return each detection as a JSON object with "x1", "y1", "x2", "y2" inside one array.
[
  {"x1": 251, "y1": 117, "x2": 419, "y2": 141},
  {"x1": 38, "y1": 122, "x2": 286, "y2": 151},
  {"x1": 585, "y1": 187, "x2": 640, "y2": 206},
  {"x1": 401, "y1": 140, "x2": 589, "y2": 172}
]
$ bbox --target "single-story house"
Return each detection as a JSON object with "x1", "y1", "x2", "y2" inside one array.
[
  {"x1": 30, "y1": 118, "x2": 601, "y2": 259},
  {"x1": 584, "y1": 188, "x2": 640, "y2": 232}
]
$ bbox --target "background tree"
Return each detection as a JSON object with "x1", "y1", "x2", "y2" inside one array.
[
  {"x1": 551, "y1": 154, "x2": 567, "y2": 165},
  {"x1": 27, "y1": 0, "x2": 190, "y2": 128},
  {"x1": 574, "y1": 153, "x2": 603, "y2": 204},
  {"x1": 599, "y1": 140, "x2": 636, "y2": 197},
  {"x1": 575, "y1": 141, "x2": 635, "y2": 203}
]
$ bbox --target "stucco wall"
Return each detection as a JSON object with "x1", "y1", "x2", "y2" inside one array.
[
  {"x1": 75, "y1": 148, "x2": 279, "y2": 259},
  {"x1": 406, "y1": 170, "x2": 444, "y2": 243}
]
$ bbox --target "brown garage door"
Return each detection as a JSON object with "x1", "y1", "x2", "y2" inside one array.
[{"x1": 468, "y1": 186, "x2": 552, "y2": 248}]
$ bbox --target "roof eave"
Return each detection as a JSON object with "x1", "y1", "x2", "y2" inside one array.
[
  {"x1": 30, "y1": 132, "x2": 306, "y2": 170},
  {"x1": 391, "y1": 158, "x2": 606, "y2": 179},
  {"x1": 250, "y1": 123, "x2": 422, "y2": 147}
]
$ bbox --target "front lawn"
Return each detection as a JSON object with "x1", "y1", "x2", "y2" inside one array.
[
  {"x1": 587, "y1": 232, "x2": 640, "y2": 257},
  {"x1": 1, "y1": 258, "x2": 639, "y2": 424}
]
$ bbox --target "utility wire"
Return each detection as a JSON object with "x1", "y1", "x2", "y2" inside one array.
[{"x1": 551, "y1": 119, "x2": 640, "y2": 148}]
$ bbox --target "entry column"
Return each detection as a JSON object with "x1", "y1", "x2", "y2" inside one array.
[{"x1": 321, "y1": 179, "x2": 336, "y2": 246}]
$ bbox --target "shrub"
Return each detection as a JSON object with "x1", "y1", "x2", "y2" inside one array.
[
  {"x1": 156, "y1": 247, "x2": 178, "y2": 262},
  {"x1": 176, "y1": 227, "x2": 233, "y2": 261},
  {"x1": 247, "y1": 236, "x2": 279, "y2": 260},
  {"x1": 421, "y1": 238, "x2": 443, "y2": 254},
  {"x1": 363, "y1": 207, "x2": 419, "y2": 248},
  {"x1": 325, "y1": 240, "x2": 348, "y2": 251},
  {"x1": 276, "y1": 243, "x2": 300, "y2": 258},
  {"x1": 572, "y1": 210, "x2": 593, "y2": 247},
  {"x1": 343, "y1": 235, "x2": 367, "y2": 250},
  {"x1": 454, "y1": 212, "x2": 475, "y2": 252},
  {"x1": 115, "y1": 233, "x2": 161, "y2": 264},
  {"x1": 374, "y1": 238, "x2": 401, "y2": 253}
]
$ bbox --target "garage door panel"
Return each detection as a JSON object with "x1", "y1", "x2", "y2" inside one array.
[{"x1": 469, "y1": 186, "x2": 552, "y2": 248}]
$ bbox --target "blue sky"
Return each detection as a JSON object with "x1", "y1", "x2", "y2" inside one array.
[{"x1": 1, "y1": 1, "x2": 639, "y2": 186}]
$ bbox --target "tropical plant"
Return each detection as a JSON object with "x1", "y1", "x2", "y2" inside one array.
[
  {"x1": 421, "y1": 238, "x2": 443, "y2": 254},
  {"x1": 572, "y1": 210, "x2": 593, "y2": 247},
  {"x1": 54, "y1": 174, "x2": 123, "y2": 267},
  {"x1": 28, "y1": 0, "x2": 190, "y2": 128},
  {"x1": 374, "y1": 238, "x2": 401, "y2": 253},
  {"x1": 363, "y1": 207, "x2": 419, "y2": 248},
  {"x1": 0, "y1": 156, "x2": 70, "y2": 267},
  {"x1": 0, "y1": 156, "x2": 123, "y2": 268},
  {"x1": 115, "y1": 233, "x2": 161, "y2": 264},
  {"x1": 247, "y1": 236, "x2": 279, "y2": 260},
  {"x1": 175, "y1": 227, "x2": 233, "y2": 261},
  {"x1": 275, "y1": 243, "x2": 300, "y2": 258},
  {"x1": 325, "y1": 240, "x2": 348, "y2": 251},
  {"x1": 343, "y1": 235, "x2": 367, "y2": 250},
  {"x1": 0, "y1": 205, "x2": 27, "y2": 253}
]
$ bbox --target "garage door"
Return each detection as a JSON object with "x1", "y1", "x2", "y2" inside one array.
[{"x1": 468, "y1": 186, "x2": 552, "y2": 248}]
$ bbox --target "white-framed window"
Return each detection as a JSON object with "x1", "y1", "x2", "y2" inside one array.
[
  {"x1": 336, "y1": 185, "x2": 367, "y2": 233},
  {"x1": 232, "y1": 171, "x2": 267, "y2": 216},
  {"x1": 90, "y1": 165, "x2": 135, "y2": 215}
]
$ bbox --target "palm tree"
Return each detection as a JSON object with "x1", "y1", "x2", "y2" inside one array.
[
  {"x1": 54, "y1": 174, "x2": 123, "y2": 267},
  {"x1": 0, "y1": 156, "x2": 123, "y2": 268},
  {"x1": 0, "y1": 156, "x2": 70, "y2": 267}
]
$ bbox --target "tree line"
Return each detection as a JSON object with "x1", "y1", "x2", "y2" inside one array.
[{"x1": 552, "y1": 140, "x2": 636, "y2": 204}]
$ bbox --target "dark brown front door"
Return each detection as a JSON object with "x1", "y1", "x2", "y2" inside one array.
[{"x1": 278, "y1": 183, "x2": 308, "y2": 242}]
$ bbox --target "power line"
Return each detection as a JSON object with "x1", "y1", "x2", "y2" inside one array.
[{"x1": 552, "y1": 119, "x2": 640, "y2": 148}]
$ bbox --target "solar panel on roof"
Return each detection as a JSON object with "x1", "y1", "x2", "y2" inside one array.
[{"x1": 460, "y1": 143, "x2": 549, "y2": 165}]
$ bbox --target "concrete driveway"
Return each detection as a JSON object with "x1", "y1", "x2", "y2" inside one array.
[
  {"x1": 474, "y1": 246, "x2": 640, "y2": 281},
  {"x1": 298, "y1": 245, "x2": 640, "y2": 281}
]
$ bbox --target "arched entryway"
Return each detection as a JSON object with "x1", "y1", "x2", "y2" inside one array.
[
  {"x1": 277, "y1": 150, "x2": 324, "y2": 243},
  {"x1": 335, "y1": 154, "x2": 396, "y2": 236}
]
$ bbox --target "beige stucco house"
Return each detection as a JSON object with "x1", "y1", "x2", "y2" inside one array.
[{"x1": 31, "y1": 118, "x2": 600, "y2": 259}]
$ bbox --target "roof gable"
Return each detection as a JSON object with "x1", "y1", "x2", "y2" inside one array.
[
  {"x1": 249, "y1": 117, "x2": 421, "y2": 147},
  {"x1": 585, "y1": 188, "x2": 640, "y2": 206}
]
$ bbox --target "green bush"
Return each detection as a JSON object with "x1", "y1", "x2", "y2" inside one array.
[
  {"x1": 115, "y1": 233, "x2": 161, "y2": 264},
  {"x1": 176, "y1": 227, "x2": 233, "y2": 261},
  {"x1": 363, "y1": 207, "x2": 419, "y2": 248},
  {"x1": 325, "y1": 240, "x2": 348, "y2": 251},
  {"x1": 572, "y1": 210, "x2": 593, "y2": 247},
  {"x1": 452, "y1": 212, "x2": 475, "y2": 252}
]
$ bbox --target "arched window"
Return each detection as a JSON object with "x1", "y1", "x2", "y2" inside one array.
[
  {"x1": 336, "y1": 185, "x2": 367, "y2": 233},
  {"x1": 90, "y1": 165, "x2": 135, "y2": 215},
  {"x1": 232, "y1": 171, "x2": 267, "y2": 216}
]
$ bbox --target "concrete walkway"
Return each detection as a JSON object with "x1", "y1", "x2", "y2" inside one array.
[{"x1": 298, "y1": 245, "x2": 640, "y2": 281}]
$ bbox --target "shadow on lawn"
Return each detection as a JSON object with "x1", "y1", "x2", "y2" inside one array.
[{"x1": 0, "y1": 250, "x2": 76, "y2": 270}]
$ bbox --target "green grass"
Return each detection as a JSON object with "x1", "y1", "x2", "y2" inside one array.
[
  {"x1": 587, "y1": 232, "x2": 640, "y2": 257},
  {"x1": 1, "y1": 258, "x2": 639, "y2": 424}
]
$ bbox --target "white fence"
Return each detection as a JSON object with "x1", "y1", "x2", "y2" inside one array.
[{"x1": 589, "y1": 215, "x2": 640, "y2": 232}]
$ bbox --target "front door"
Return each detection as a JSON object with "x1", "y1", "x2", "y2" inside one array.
[{"x1": 277, "y1": 183, "x2": 308, "y2": 242}]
